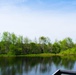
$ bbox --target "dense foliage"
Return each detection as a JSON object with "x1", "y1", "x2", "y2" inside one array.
[{"x1": 0, "y1": 32, "x2": 75, "y2": 55}]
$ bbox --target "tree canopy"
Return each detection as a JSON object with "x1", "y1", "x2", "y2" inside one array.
[{"x1": 0, "y1": 32, "x2": 75, "y2": 55}]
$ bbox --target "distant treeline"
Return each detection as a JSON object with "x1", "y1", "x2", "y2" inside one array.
[{"x1": 0, "y1": 32, "x2": 75, "y2": 55}]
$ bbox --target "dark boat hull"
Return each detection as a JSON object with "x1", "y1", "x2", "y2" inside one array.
[{"x1": 53, "y1": 69, "x2": 76, "y2": 75}]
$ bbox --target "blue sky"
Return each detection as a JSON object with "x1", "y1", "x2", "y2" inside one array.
[{"x1": 0, "y1": 0, "x2": 76, "y2": 42}]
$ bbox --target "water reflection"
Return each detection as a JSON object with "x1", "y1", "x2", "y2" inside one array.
[{"x1": 0, "y1": 56, "x2": 76, "y2": 75}]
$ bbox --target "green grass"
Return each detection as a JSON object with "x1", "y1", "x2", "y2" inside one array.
[
  {"x1": 0, "y1": 53, "x2": 57, "y2": 57},
  {"x1": 25, "y1": 53, "x2": 57, "y2": 57},
  {"x1": 0, "y1": 54, "x2": 17, "y2": 57}
]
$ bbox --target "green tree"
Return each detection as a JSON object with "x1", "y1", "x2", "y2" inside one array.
[
  {"x1": 2, "y1": 32, "x2": 10, "y2": 42},
  {"x1": 1, "y1": 32, "x2": 11, "y2": 54},
  {"x1": 17, "y1": 36, "x2": 23, "y2": 44},
  {"x1": 59, "y1": 37, "x2": 74, "y2": 51},
  {"x1": 39, "y1": 36, "x2": 47, "y2": 44},
  {"x1": 39, "y1": 36, "x2": 51, "y2": 53},
  {"x1": 24, "y1": 37, "x2": 31, "y2": 44},
  {"x1": 52, "y1": 41, "x2": 61, "y2": 54},
  {"x1": 10, "y1": 33, "x2": 17, "y2": 45}
]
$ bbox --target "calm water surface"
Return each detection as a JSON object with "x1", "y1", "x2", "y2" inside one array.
[{"x1": 0, "y1": 56, "x2": 76, "y2": 75}]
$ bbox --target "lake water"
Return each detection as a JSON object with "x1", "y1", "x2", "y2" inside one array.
[{"x1": 0, "y1": 56, "x2": 76, "y2": 75}]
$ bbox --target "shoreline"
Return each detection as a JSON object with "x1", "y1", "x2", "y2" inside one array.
[{"x1": 0, "y1": 53, "x2": 76, "y2": 57}]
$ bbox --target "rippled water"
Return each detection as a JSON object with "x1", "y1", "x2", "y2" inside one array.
[{"x1": 0, "y1": 56, "x2": 76, "y2": 75}]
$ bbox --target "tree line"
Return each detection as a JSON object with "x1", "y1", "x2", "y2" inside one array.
[{"x1": 0, "y1": 32, "x2": 75, "y2": 55}]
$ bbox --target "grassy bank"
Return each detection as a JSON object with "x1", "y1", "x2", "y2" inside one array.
[
  {"x1": 0, "y1": 52, "x2": 76, "y2": 57},
  {"x1": 0, "y1": 53, "x2": 58, "y2": 57},
  {"x1": 25, "y1": 53, "x2": 57, "y2": 57}
]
